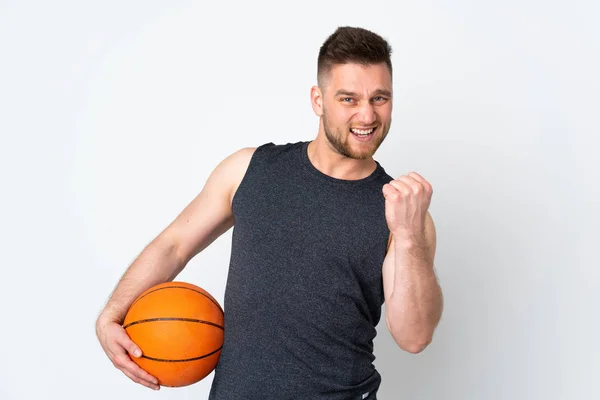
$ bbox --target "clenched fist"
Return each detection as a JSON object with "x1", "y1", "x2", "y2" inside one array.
[{"x1": 382, "y1": 172, "x2": 433, "y2": 237}]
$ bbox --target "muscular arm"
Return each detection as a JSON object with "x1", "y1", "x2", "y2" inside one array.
[
  {"x1": 97, "y1": 147, "x2": 256, "y2": 325},
  {"x1": 382, "y1": 211, "x2": 443, "y2": 353}
]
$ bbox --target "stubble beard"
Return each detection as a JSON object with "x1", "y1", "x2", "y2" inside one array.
[{"x1": 322, "y1": 112, "x2": 389, "y2": 160}]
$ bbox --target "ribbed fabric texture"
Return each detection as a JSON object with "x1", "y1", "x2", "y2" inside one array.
[{"x1": 208, "y1": 141, "x2": 394, "y2": 400}]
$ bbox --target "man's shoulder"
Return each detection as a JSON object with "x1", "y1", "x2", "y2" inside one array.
[
  {"x1": 228, "y1": 141, "x2": 305, "y2": 159},
  {"x1": 206, "y1": 147, "x2": 256, "y2": 194},
  {"x1": 238, "y1": 141, "x2": 307, "y2": 166},
  {"x1": 218, "y1": 140, "x2": 309, "y2": 182},
  {"x1": 256, "y1": 140, "x2": 307, "y2": 154}
]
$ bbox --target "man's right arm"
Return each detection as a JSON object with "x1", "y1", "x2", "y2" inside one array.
[{"x1": 95, "y1": 146, "x2": 255, "y2": 389}]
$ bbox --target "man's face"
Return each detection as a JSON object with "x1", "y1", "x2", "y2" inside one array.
[{"x1": 318, "y1": 62, "x2": 393, "y2": 160}]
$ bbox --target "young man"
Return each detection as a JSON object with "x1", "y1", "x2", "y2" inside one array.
[{"x1": 96, "y1": 26, "x2": 443, "y2": 399}]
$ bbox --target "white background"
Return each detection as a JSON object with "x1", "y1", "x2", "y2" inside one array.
[{"x1": 1, "y1": 0, "x2": 598, "y2": 399}]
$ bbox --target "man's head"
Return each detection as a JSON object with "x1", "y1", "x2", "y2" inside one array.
[{"x1": 311, "y1": 26, "x2": 393, "y2": 160}]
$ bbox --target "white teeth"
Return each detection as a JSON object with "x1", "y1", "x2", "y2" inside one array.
[{"x1": 351, "y1": 128, "x2": 374, "y2": 135}]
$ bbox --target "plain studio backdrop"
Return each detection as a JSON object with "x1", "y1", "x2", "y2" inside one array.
[{"x1": 0, "y1": 0, "x2": 598, "y2": 399}]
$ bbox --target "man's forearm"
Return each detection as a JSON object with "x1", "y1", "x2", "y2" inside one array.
[
  {"x1": 386, "y1": 234, "x2": 443, "y2": 352},
  {"x1": 97, "y1": 236, "x2": 185, "y2": 324}
]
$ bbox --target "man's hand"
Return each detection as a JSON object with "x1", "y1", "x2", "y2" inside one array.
[
  {"x1": 382, "y1": 171, "x2": 433, "y2": 239},
  {"x1": 96, "y1": 317, "x2": 160, "y2": 390}
]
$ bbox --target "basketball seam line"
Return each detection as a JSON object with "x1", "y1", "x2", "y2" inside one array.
[
  {"x1": 130, "y1": 285, "x2": 224, "y2": 314},
  {"x1": 123, "y1": 317, "x2": 224, "y2": 330},
  {"x1": 140, "y1": 345, "x2": 223, "y2": 363}
]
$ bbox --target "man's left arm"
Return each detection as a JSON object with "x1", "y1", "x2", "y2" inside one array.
[{"x1": 381, "y1": 172, "x2": 443, "y2": 354}]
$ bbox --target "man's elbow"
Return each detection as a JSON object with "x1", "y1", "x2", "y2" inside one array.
[
  {"x1": 399, "y1": 338, "x2": 431, "y2": 354},
  {"x1": 389, "y1": 327, "x2": 433, "y2": 354}
]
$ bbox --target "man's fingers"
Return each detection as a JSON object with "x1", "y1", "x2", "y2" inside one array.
[
  {"x1": 126, "y1": 359, "x2": 159, "y2": 386},
  {"x1": 407, "y1": 172, "x2": 433, "y2": 193},
  {"x1": 112, "y1": 351, "x2": 159, "y2": 386},
  {"x1": 384, "y1": 181, "x2": 410, "y2": 199},
  {"x1": 382, "y1": 183, "x2": 403, "y2": 202},
  {"x1": 118, "y1": 354, "x2": 159, "y2": 385},
  {"x1": 122, "y1": 368, "x2": 160, "y2": 390},
  {"x1": 395, "y1": 176, "x2": 423, "y2": 193},
  {"x1": 116, "y1": 328, "x2": 142, "y2": 358},
  {"x1": 99, "y1": 321, "x2": 160, "y2": 390}
]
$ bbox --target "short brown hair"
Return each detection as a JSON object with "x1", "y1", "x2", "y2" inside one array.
[{"x1": 317, "y1": 26, "x2": 393, "y2": 86}]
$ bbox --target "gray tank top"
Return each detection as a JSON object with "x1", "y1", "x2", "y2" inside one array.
[{"x1": 208, "y1": 141, "x2": 394, "y2": 400}]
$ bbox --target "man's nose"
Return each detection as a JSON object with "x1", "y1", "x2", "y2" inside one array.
[{"x1": 356, "y1": 103, "x2": 376, "y2": 125}]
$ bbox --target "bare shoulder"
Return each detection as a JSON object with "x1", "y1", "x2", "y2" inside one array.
[
  {"x1": 209, "y1": 147, "x2": 257, "y2": 205},
  {"x1": 218, "y1": 146, "x2": 257, "y2": 171}
]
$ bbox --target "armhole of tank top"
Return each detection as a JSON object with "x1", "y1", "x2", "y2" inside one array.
[
  {"x1": 382, "y1": 172, "x2": 395, "y2": 253},
  {"x1": 231, "y1": 143, "x2": 271, "y2": 212}
]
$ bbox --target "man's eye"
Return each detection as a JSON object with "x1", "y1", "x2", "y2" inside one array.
[{"x1": 342, "y1": 97, "x2": 353, "y2": 102}]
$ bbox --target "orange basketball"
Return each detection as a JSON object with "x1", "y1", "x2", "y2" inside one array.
[{"x1": 123, "y1": 281, "x2": 224, "y2": 387}]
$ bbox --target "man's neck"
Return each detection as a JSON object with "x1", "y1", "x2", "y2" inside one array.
[{"x1": 307, "y1": 135, "x2": 377, "y2": 181}]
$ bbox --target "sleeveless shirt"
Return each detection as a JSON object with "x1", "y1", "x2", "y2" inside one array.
[{"x1": 208, "y1": 141, "x2": 394, "y2": 400}]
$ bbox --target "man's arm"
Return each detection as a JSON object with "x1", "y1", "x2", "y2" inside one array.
[
  {"x1": 97, "y1": 146, "x2": 256, "y2": 324},
  {"x1": 95, "y1": 147, "x2": 255, "y2": 391},
  {"x1": 382, "y1": 211, "x2": 443, "y2": 353}
]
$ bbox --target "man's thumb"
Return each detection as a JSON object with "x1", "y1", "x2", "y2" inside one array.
[
  {"x1": 119, "y1": 329, "x2": 142, "y2": 358},
  {"x1": 130, "y1": 344, "x2": 142, "y2": 358}
]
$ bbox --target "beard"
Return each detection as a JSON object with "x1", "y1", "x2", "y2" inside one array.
[{"x1": 322, "y1": 111, "x2": 390, "y2": 160}]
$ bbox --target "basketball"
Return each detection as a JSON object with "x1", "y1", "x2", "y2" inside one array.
[{"x1": 122, "y1": 281, "x2": 224, "y2": 387}]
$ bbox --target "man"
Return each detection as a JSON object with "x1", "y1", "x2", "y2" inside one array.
[{"x1": 96, "y1": 26, "x2": 443, "y2": 399}]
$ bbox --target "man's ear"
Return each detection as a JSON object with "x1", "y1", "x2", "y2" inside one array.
[{"x1": 310, "y1": 85, "x2": 324, "y2": 117}]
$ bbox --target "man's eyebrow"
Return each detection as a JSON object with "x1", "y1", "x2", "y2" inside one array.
[
  {"x1": 335, "y1": 90, "x2": 358, "y2": 97},
  {"x1": 373, "y1": 89, "x2": 392, "y2": 97},
  {"x1": 334, "y1": 89, "x2": 392, "y2": 97}
]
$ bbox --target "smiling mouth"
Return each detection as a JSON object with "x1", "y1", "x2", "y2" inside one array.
[{"x1": 350, "y1": 127, "x2": 376, "y2": 137}]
